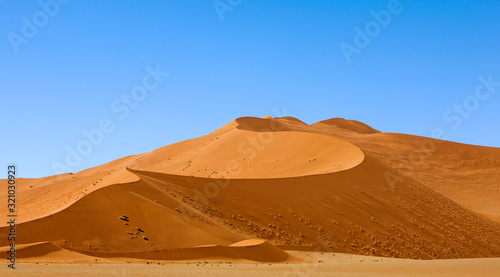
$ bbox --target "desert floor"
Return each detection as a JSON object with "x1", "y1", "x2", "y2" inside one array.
[{"x1": 2, "y1": 251, "x2": 500, "y2": 277}]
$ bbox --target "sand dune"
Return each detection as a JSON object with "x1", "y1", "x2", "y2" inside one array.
[{"x1": 1, "y1": 116, "x2": 499, "y2": 265}]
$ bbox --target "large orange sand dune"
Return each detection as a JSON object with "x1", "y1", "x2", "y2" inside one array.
[{"x1": 1, "y1": 116, "x2": 499, "y2": 263}]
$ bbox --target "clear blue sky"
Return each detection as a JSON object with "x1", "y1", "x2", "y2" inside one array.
[{"x1": 1, "y1": 0, "x2": 499, "y2": 178}]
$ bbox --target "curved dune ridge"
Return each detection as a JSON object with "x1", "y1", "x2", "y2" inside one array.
[
  {"x1": 1, "y1": 116, "x2": 500, "y2": 263},
  {"x1": 127, "y1": 116, "x2": 365, "y2": 178},
  {"x1": 0, "y1": 242, "x2": 99, "y2": 262}
]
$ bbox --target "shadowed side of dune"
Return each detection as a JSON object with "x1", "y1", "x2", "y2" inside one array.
[
  {"x1": 313, "y1": 118, "x2": 380, "y2": 134},
  {"x1": 235, "y1": 116, "x2": 311, "y2": 133},
  {"x1": 127, "y1": 156, "x2": 500, "y2": 259},
  {"x1": 0, "y1": 178, "x2": 246, "y2": 253},
  {"x1": 235, "y1": 116, "x2": 380, "y2": 134},
  {"x1": 326, "y1": 131, "x2": 500, "y2": 222},
  {"x1": 62, "y1": 239, "x2": 290, "y2": 262}
]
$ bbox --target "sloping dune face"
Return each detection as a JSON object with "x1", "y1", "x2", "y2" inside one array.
[
  {"x1": 309, "y1": 121, "x2": 500, "y2": 223},
  {"x1": 129, "y1": 117, "x2": 365, "y2": 178},
  {"x1": 0, "y1": 158, "x2": 142, "y2": 223}
]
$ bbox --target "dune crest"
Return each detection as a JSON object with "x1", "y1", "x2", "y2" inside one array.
[
  {"x1": 313, "y1": 118, "x2": 380, "y2": 134},
  {"x1": 129, "y1": 116, "x2": 365, "y2": 178}
]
